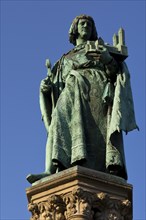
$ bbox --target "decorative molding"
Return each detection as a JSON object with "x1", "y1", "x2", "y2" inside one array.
[
  {"x1": 63, "y1": 187, "x2": 94, "y2": 219},
  {"x1": 28, "y1": 189, "x2": 132, "y2": 220},
  {"x1": 94, "y1": 192, "x2": 132, "y2": 220},
  {"x1": 28, "y1": 202, "x2": 40, "y2": 220},
  {"x1": 28, "y1": 195, "x2": 65, "y2": 220}
]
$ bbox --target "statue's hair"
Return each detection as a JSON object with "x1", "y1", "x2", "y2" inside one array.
[{"x1": 69, "y1": 14, "x2": 98, "y2": 46}]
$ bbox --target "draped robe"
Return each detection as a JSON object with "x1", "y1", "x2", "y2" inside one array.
[{"x1": 40, "y1": 43, "x2": 138, "y2": 180}]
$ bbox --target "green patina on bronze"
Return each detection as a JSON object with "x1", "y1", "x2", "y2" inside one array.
[{"x1": 27, "y1": 15, "x2": 138, "y2": 184}]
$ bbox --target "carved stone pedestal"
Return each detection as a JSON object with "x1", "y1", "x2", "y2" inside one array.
[{"x1": 26, "y1": 166, "x2": 132, "y2": 220}]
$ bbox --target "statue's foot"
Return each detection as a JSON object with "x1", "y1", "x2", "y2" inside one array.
[
  {"x1": 108, "y1": 165, "x2": 122, "y2": 177},
  {"x1": 26, "y1": 172, "x2": 51, "y2": 184},
  {"x1": 109, "y1": 170, "x2": 119, "y2": 176}
]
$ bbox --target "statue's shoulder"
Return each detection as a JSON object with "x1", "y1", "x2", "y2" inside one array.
[
  {"x1": 51, "y1": 52, "x2": 68, "y2": 72},
  {"x1": 52, "y1": 48, "x2": 74, "y2": 65},
  {"x1": 64, "y1": 47, "x2": 77, "y2": 59},
  {"x1": 52, "y1": 46, "x2": 81, "y2": 74},
  {"x1": 64, "y1": 44, "x2": 86, "y2": 59}
]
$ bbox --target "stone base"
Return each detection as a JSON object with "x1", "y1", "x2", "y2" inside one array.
[{"x1": 26, "y1": 166, "x2": 132, "y2": 220}]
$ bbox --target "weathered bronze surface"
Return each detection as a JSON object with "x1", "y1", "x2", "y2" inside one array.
[{"x1": 27, "y1": 15, "x2": 138, "y2": 184}]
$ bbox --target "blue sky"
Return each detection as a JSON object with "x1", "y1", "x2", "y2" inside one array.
[{"x1": 1, "y1": 1, "x2": 145, "y2": 219}]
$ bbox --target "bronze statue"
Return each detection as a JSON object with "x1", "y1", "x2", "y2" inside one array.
[{"x1": 27, "y1": 15, "x2": 138, "y2": 184}]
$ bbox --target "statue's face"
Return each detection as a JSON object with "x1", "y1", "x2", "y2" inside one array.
[{"x1": 77, "y1": 18, "x2": 92, "y2": 41}]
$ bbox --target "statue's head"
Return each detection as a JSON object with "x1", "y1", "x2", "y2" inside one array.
[{"x1": 69, "y1": 14, "x2": 98, "y2": 46}]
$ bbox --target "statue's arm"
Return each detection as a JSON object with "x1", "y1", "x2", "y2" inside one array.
[
  {"x1": 104, "y1": 57, "x2": 119, "y2": 77},
  {"x1": 98, "y1": 45, "x2": 119, "y2": 77},
  {"x1": 39, "y1": 76, "x2": 53, "y2": 133},
  {"x1": 39, "y1": 58, "x2": 65, "y2": 133}
]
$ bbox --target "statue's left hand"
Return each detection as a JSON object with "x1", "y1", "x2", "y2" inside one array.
[{"x1": 97, "y1": 45, "x2": 113, "y2": 65}]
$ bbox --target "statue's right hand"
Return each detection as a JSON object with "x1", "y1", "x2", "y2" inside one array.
[{"x1": 40, "y1": 78, "x2": 51, "y2": 93}]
